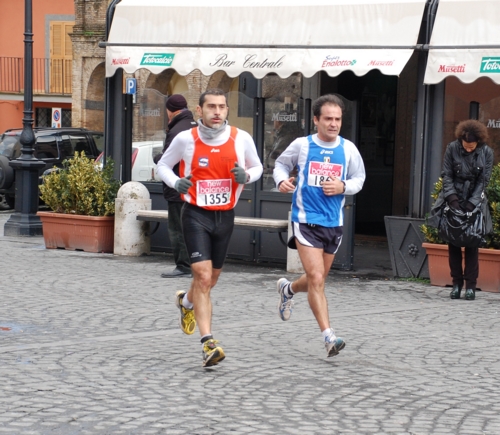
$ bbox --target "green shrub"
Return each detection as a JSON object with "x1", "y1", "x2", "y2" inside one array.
[
  {"x1": 39, "y1": 152, "x2": 121, "y2": 216},
  {"x1": 420, "y1": 178, "x2": 445, "y2": 244},
  {"x1": 486, "y1": 164, "x2": 500, "y2": 249},
  {"x1": 421, "y1": 163, "x2": 500, "y2": 249}
]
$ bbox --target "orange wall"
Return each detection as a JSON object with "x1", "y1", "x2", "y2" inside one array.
[
  {"x1": 0, "y1": 101, "x2": 72, "y2": 134},
  {"x1": 0, "y1": 101, "x2": 24, "y2": 133},
  {"x1": 0, "y1": 0, "x2": 74, "y2": 134},
  {"x1": 0, "y1": 0, "x2": 74, "y2": 58}
]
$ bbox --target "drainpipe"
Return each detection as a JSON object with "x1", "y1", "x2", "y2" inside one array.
[
  {"x1": 105, "y1": 0, "x2": 121, "y2": 37},
  {"x1": 410, "y1": 0, "x2": 439, "y2": 218},
  {"x1": 103, "y1": 0, "x2": 132, "y2": 183},
  {"x1": 104, "y1": 0, "x2": 122, "y2": 163}
]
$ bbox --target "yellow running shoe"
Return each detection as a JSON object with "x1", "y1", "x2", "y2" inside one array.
[
  {"x1": 202, "y1": 339, "x2": 225, "y2": 367},
  {"x1": 175, "y1": 291, "x2": 196, "y2": 335}
]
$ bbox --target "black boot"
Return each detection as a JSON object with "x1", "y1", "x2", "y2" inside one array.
[
  {"x1": 450, "y1": 284, "x2": 462, "y2": 299},
  {"x1": 465, "y1": 288, "x2": 476, "y2": 300}
]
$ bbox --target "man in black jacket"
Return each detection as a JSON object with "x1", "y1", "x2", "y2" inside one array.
[{"x1": 154, "y1": 94, "x2": 197, "y2": 277}]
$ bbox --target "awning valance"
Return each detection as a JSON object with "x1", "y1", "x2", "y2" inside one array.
[
  {"x1": 105, "y1": 0, "x2": 427, "y2": 79},
  {"x1": 424, "y1": 0, "x2": 500, "y2": 85}
]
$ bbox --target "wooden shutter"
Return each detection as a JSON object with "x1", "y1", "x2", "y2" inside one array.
[{"x1": 50, "y1": 22, "x2": 74, "y2": 94}]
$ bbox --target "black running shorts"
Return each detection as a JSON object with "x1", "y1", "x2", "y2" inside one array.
[
  {"x1": 288, "y1": 222, "x2": 343, "y2": 255},
  {"x1": 181, "y1": 203, "x2": 235, "y2": 269}
]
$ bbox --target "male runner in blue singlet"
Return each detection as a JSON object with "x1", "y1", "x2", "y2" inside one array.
[{"x1": 273, "y1": 94, "x2": 366, "y2": 358}]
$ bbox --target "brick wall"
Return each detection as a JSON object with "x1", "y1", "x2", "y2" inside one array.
[
  {"x1": 71, "y1": 1, "x2": 219, "y2": 137},
  {"x1": 71, "y1": 0, "x2": 109, "y2": 130}
]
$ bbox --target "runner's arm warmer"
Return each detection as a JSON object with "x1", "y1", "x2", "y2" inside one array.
[
  {"x1": 157, "y1": 131, "x2": 192, "y2": 188},
  {"x1": 344, "y1": 141, "x2": 366, "y2": 195}
]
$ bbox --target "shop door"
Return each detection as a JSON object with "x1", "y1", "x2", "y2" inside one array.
[
  {"x1": 226, "y1": 86, "x2": 305, "y2": 263},
  {"x1": 326, "y1": 95, "x2": 358, "y2": 270},
  {"x1": 256, "y1": 83, "x2": 307, "y2": 264},
  {"x1": 225, "y1": 90, "x2": 260, "y2": 261},
  {"x1": 227, "y1": 84, "x2": 358, "y2": 269},
  {"x1": 332, "y1": 71, "x2": 397, "y2": 235},
  {"x1": 257, "y1": 91, "x2": 358, "y2": 270}
]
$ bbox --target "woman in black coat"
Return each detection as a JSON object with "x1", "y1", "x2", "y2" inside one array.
[{"x1": 441, "y1": 120, "x2": 494, "y2": 300}]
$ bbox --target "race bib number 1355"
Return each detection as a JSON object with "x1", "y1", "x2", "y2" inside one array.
[{"x1": 197, "y1": 179, "x2": 232, "y2": 206}]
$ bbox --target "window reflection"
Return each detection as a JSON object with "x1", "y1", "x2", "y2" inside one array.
[
  {"x1": 261, "y1": 73, "x2": 304, "y2": 191},
  {"x1": 227, "y1": 90, "x2": 255, "y2": 191}
]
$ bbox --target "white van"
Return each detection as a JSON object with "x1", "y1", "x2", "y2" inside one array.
[
  {"x1": 96, "y1": 140, "x2": 163, "y2": 182},
  {"x1": 131, "y1": 141, "x2": 163, "y2": 182}
]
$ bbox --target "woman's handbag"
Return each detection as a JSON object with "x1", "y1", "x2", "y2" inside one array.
[
  {"x1": 438, "y1": 201, "x2": 489, "y2": 248},
  {"x1": 426, "y1": 190, "x2": 445, "y2": 229}
]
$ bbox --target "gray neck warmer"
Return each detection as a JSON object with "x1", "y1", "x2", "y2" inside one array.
[{"x1": 197, "y1": 119, "x2": 228, "y2": 140}]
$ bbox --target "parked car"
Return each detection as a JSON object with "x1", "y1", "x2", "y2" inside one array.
[
  {"x1": 133, "y1": 141, "x2": 163, "y2": 182},
  {"x1": 96, "y1": 140, "x2": 163, "y2": 182},
  {"x1": 0, "y1": 127, "x2": 103, "y2": 209}
]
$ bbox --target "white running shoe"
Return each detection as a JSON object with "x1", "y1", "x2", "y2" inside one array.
[
  {"x1": 277, "y1": 278, "x2": 294, "y2": 321},
  {"x1": 325, "y1": 335, "x2": 346, "y2": 357}
]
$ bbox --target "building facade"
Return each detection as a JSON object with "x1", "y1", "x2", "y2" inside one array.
[
  {"x1": 0, "y1": 0, "x2": 75, "y2": 134},
  {"x1": 71, "y1": 0, "x2": 500, "y2": 266}
]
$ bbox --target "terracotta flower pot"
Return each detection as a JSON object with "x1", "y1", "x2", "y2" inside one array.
[
  {"x1": 37, "y1": 211, "x2": 114, "y2": 253},
  {"x1": 422, "y1": 242, "x2": 500, "y2": 293}
]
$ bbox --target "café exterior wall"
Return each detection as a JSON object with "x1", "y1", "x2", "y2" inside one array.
[
  {"x1": 443, "y1": 76, "x2": 500, "y2": 164},
  {"x1": 70, "y1": 0, "x2": 441, "y2": 266}
]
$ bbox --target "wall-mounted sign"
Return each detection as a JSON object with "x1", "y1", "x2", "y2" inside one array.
[
  {"x1": 125, "y1": 78, "x2": 137, "y2": 95},
  {"x1": 52, "y1": 108, "x2": 61, "y2": 128}
]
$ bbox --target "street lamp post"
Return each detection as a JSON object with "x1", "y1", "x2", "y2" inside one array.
[{"x1": 4, "y1": 0, "x2": 46, "y2": 236}]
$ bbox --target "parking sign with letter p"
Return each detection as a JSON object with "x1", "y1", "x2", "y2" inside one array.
[{"x1": 126, "y1": 78, "x2": 137, "y2": 95}]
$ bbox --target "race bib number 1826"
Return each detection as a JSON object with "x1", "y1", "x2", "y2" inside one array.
[
  {"x1": 197, "y1": 179, "x2": 232, "y2": 206},
  {"x1": 307, "y1": 161, "x2": 343, "y2": 187}
]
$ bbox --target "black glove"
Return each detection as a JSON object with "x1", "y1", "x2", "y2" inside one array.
[
  {"x1": 446, "y1": 194, "x2": 461, "y2": 210},
  {"x1": 230, "y1": 162, "x2": 247, "y2": 184},
  {"x1": 465, "y1": 201, "x2": 475, "y2": 212},
  {"x1": 174, "y1": 174, "x2": 193, "y2": 194}
]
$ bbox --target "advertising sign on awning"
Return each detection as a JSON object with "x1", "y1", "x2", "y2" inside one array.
[
  {"x1": 105, "y1": 0, "x2": 427, "y2": 79},
  {"x1": 424, "y1": 0, "x2": 500, "y2": 85}
]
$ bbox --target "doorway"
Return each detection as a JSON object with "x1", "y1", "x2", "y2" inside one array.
[
  {"x1": 226, "y1": 75, "x2": 359, "y2": 268},
  {"x1": 321, "y1": 70, "x2": 397, "y2": 236}
]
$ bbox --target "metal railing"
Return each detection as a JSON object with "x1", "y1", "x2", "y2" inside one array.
[{"x1": 0, "y1": 57, "x2": 72, "y2": 95}]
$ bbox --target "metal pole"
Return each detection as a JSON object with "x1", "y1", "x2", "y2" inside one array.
[
  {"x1": 18, "y1": 0, "x2": 35, "y2": 160},
  {"x1": 4, "y1": 0, "x2": 46, "y2": 236},
  {"x1": 104, "y1": 0, "x2": 125, "y2": 180},
  {"x1": 409, "y1": 0, "x2": 439, "y2": 218}
]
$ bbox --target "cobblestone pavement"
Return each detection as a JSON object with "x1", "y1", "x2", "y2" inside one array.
[{"x1": 0, "y1": 214, "x2": 499, "y2": 434}]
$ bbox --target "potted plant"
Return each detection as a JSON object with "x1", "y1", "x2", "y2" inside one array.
[
  {"x1": 38, "y1": 152, "x2": 121, "y2": 253},
  {"x1": 420, "y1": 164, "x2": 500, "y2": 292}
]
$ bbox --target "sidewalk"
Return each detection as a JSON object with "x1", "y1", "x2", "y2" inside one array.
[
  {"x1": 0, "y1": 212, "x2": 499, "y2": 434},
  {"x1": 0, "y1": 210, "x2": 395, "y2": 280}
]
